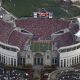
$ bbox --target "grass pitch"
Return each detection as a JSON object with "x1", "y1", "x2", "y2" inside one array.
[
  {"x1": 31, "y1": 42, "x2": 52, "y2": 52},
  {"x1": 2, "y1": 0, "x2": 80, "y2": 18}
]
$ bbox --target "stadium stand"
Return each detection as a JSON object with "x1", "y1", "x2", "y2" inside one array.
[
  {"x1": 8, "y1": 31, "x2": 30, "y2": 50},
  {"x1": 0, "y1": 20, "x2": 14, "y2": 43},
  {"x1": 15, "y1": 18, "x2": 70, "y2": 40},
  {"x1": 54, "y1": 32, "x2": 75, "y2": 48}
]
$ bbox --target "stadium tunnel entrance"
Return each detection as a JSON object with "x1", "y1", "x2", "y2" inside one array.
[{"x1": 34, "y1": 53, "x2": 43, "y2": 65}]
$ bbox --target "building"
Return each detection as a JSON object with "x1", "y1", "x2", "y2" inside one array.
[{"x1": 0, "y1": 41, "x2": 19, "y2": 66}]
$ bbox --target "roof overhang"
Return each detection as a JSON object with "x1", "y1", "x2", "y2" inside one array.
[{"x1": 75, "y1": 30, "x2": 80, "y2": 37}]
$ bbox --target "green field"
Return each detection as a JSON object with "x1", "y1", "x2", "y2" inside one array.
[
  {"x1": 30, "y1": 42, "x2": 52, "y2": 52},
  {"x1": 2, "y1": 0, "x2": 80, "y2": 18}
]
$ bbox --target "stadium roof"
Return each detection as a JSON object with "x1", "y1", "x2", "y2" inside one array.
[{"x1": 77, "y1": 18, "x2": 80, "y2": 27}]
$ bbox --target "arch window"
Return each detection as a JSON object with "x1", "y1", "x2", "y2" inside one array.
[
  {"x1": 55, "y1": 58, "x2": 57, "y2": 64},
  {"x1": 64, "y1": 59, "x2": 66, "y2": 67},
  {"x1": 27, "y1": 55, "x2": 30, "y2": 58},
  {"x1": 18, "y1": 57, "x2": 22, "y2": 65},
  {"x1": 34, "y1": 53, "x2": 43, "y2": 65},
  {"x1": 20, "y1": 57, "x2": 22, "y2": 65},
  {"x1": 6, "y1": 57, "x2": 7, "y2": 64},
  {"x1": 0, "y1": 54, "x2": 1, "y2": 62},
  {"x1": 9, "y1": 58, "x2": 10, "y2": 65},
  {"x1": 52, "y1": 58, "x2": 55, "y2": 64},
  {"x1": 11, "y1": 58, "x2": 13, "y2": 66},
  {"x1": 75, "y1": 56, "x2": 76, "y2": 64},
  {"x1": 14, "y1": 59, "x2": 16, "y2": 66},
  {"x1": 67, "y1": 59, "x2": 69, "y2": 67},
  {"x1": 4, "y1": 56, "x2": 5, "y2": 64},
  {"x1": 79, "y1": 55, "x2": 80, "y2": 62},
  {"x1": 23, "y1": 58, "x2": 25, "y2": 65},
  {"x1": 72, "y1": 57, "x2": 74, "y2": 65},
  {"x1": 77, "y1": 56, "x2": 78, "y2": 63},
  {"x1": 61, "y1": 60, "x2": 63, "y2": 67},
  {"x1": 2, "y1": 55, "x2": 3, "y2": 63},
  {"x1": 70, "y1": 58, "x2": 71, "y2": 65},
  {"x1": 47, "y1": 55, "x2": 49, "y2": 59}
]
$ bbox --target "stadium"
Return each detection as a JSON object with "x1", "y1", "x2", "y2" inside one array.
[
  {"x1": 0, "y1": 0, "x2": 80, "y2": 80},
  {"x1": 0, "y1": 2, "x2": 79, "y2": 68}
]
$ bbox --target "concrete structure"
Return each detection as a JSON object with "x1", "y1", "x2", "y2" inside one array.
[
  {"x1": 64, "y1": 0, "x2": 80, "y2": 2},
  {"x1": 71, "y1": 0, "x2": 80, "y2": 2},
  {"x1": 0, "y1": 41, "x2": 20, "y2": 66},
  {"x1": 58, "y1": 43, "x2": 80, "y2": 67}
]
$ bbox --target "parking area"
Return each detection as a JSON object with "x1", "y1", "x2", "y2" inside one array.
[
  {"x1": 58, "y1": 69, "x2": 80, "y2": 80},
  {"x1": 0, "y1": 63, "x2": 34, "y2": 80},
  {"x1": 48, "y1": 68, "x2": 80, "y2": 80},
  {"x1": 0, "y1": 68, "x2": 27, "y2": 80}
]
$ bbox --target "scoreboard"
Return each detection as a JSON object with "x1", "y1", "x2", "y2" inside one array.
[{"x1": 33, "y1": 8, "x2": 53, "y2": 18}]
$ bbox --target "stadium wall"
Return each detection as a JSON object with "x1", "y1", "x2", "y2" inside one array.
[
  {"x1": 71, "y1": 0, "x2": 80, "y2": 2},
  {"x1": 25, "y1": 50, "x2": 52, "y2": 66},
  {"x1": 58, "y1": 43, "x2": 80, "y2": 68},
  {"x1": 25, "y1": 50, "x2": 34, "y2": 65},
  {"x1": 43, "y1": 50, "x2": 52, "y2": 65},
  {"x1": 0, "y1": 42, "x2": 20, "y2": 67}
]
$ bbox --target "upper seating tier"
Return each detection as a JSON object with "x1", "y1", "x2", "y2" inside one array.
[
  {"x1": 8, "y1": 31, "x2": 30, "y2": 50},
  {"x1": 0, "y1": 20, "x2": 14, "y2": 43},
  {"x1": 16, "y1": 18, "x2": 70, "y2": 40}
]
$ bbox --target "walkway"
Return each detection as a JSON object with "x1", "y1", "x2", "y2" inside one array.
[
  {"x1": 72, "y1": 4, "x2": 80, "y2": 8},
  {"x1": 1, "y1": 7, "x2": 17, "y2": 20},
  {"x1": 61, "y1": 8, "x2": 69, "y2": 14},
  {"x1": 33, "y1": 65, "x2": 43, "y2": 80}
]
